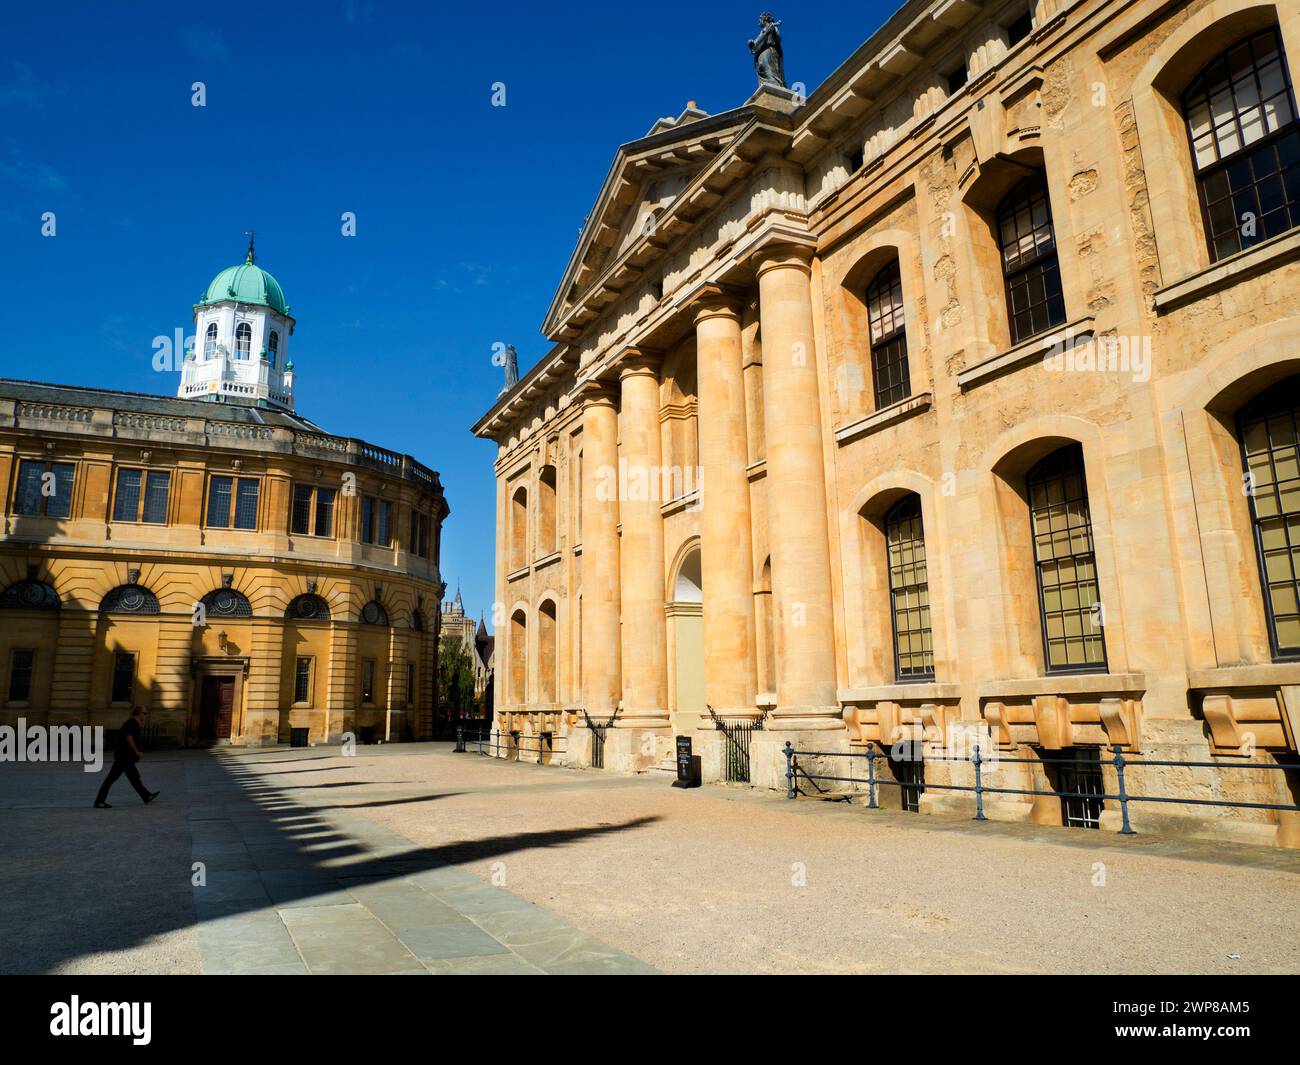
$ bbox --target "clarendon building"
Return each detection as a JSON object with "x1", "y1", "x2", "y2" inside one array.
[
  {"x1": 0, "y1": 250, "x2": 448, "y2": 747},
  {"x1": 473, "y1": 0, "x2": 1300, "y2": 846}
]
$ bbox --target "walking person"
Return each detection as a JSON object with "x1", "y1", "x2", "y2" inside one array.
[{"x1": 94, "y1": 706, "x2": 159, "y2": 808}]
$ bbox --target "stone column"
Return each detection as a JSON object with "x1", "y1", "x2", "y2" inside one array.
[
  {"x1": 755, "y1": 245, "x2": 839, "y2": 729},
  {"x1": 694, "y1": 290, "x2": 758, "y2": 717},
  {"x1": 579, "y1": 381, "x2": 621, "y2": 720},
  {"x1": 616, "y1": 352, "x2": 670, "y2": 733}
]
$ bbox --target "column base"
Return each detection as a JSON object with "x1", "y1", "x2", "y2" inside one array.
[
  {"x1": 768, "y1": 706, "x2": 844, "y2": 731},
  {"x1": 604, "y1": 726, "x2": 672, "y2": 773}
]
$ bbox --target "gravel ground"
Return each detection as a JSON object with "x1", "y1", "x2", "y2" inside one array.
[
  {"x1": 312, "y1": 745, "x2": 1300, "y2": 975},
  {"x1": 2, "y1": 743, "x2": 1297, "y2": 975}
]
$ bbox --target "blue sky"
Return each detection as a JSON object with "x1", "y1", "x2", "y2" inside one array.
[{"x1": 0, "y1": 0, "x2": 890, "y2": 627}]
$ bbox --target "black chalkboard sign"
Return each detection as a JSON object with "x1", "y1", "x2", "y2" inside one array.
[{"x1": 673, "y1": 734, "x2": 701, "y2": 788}]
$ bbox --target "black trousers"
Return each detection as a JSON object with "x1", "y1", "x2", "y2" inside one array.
[{"x1": 95, "y1": 759, "x2": 151, "y2": 804}]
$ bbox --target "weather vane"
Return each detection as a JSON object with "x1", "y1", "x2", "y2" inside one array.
[{"x1": 244, "y1": 229, "x2": 256, "y2": 264}]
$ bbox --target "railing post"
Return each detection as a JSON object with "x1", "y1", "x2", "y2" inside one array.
[
  {"x1": 1113, "y1": 746, "x2": 1135, "y2": 835},
  {"x1": 866, "y1": 746, "x2": 878, "y2": 809},
  {"x1": 538, "y1": 735, "x2": 544, "y2": 766},
  {"x1": 455, "y1": 725, "x2": 465, "y2": 753},
  {"x1": 784, "y1": 741, "x2": 795, "y2": 799},
  {"x1": 972, "y1": 745, "x2": 987, "y2": 821}
]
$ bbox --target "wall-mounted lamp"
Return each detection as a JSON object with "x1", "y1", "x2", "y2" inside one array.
[{"x1": 218, "y1": 630, "x2": 228, "y2": 653}]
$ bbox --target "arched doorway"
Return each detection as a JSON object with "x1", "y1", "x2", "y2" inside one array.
[{"x1": 668, "y1": 545, "x2": 704, "y2": 733}]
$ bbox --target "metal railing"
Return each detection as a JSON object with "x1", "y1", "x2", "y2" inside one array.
[
  {"x1": 707, "y1": 707, "x2": 765, "y2": 784},
  {"x1": 454, "y1": 726, "x2": 567, "y2": 765},
  {"x1": 782, "y1": 741, "x2": 1300, "y2": 835}
]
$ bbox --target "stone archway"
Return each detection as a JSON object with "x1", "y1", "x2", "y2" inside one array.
[{"x1": 668, "y1": 545, "x2": 704, "y2": 734}]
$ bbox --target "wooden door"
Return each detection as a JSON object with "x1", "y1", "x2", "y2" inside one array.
[{"x1": 199, "y1": 676, "x2": 236, "y2": 742}]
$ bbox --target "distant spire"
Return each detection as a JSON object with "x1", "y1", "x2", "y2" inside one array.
[{"x1": 244, "y1": 229, "x2": 256, "y2": 264}]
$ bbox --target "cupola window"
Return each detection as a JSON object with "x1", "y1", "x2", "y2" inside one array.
[{"x1": 235, "y1": 322, "x2": 252, "y2": 360}]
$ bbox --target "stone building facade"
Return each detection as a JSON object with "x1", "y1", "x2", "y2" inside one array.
[
  {"x1": 0, "y1": 255, "x2": 448, "y2": 747},
  {"x1": 473, "y1": 0, "x2": 1300, "y2": 845}
]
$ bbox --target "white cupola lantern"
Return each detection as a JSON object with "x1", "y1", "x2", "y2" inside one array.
[{"x1": 178, "y1": 233, "x2": 297, "y2": 411}]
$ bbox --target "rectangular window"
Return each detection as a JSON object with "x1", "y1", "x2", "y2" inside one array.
[
  {"x1": 111, "y1": 651, "x2": 135, "y2": 703},
  {"x1": 407, "y1": 663, "x2": 417, "y2": 707},
  {"x1": 14, "y1": 460, "x2": 75, "y2": 518},
  {"x1": 361, "y1": 659, "x2": 376, "y2": 703},
  {"x1": 8, "y1": 649, "x2": 34, "y2": 703},
  {"x1": 233, "y1": 479, "x2": 259, "y2": 529},
  {"x1": 291, "y1": 484, "x2": 313, "y2": 535},
  {"x1": 1005, "y1": 9, "x2": 1033, "y2": 47},
  {"x1": 207, "y1": 476, "x2": 233, "y2": 527},
  {"x1": 361, "y1": 497, "x2": 374, "y2": 544},
  {"x1": 377, "y1": 500, "x2": 391, "y2": 547},
  {"x1": 294, "y1": 657, "x2": 313, "y2": 704},
  {"x1": 141, "y1": 472, "x2": 170, "y2": 524},
  {"x1": 945, "y1": 63, "x2": 968, "y2": 95},
  {"x1": 314, "y1": 487, "x2": 335, "y2": 537},
  {"x1": 113, "y1": 469, "x2": 142, "y2": 522},
  {"x1": 409, "y1": 510, "x2": 431, "y2": 558},
  {"x1": 113, "y1": 469, "x2": 170, "y2": 524}
]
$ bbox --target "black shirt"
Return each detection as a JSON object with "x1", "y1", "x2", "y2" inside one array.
[{"x1": 116, "y1": 717, "x2": 142, "y2": 763}]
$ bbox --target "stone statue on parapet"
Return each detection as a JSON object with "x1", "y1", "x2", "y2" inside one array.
[
  {"x1": 749, "y1": 13, "x2": 785, "y2": 89},
  {"x1": 503, "y1": 344, "x2": 519, "y2": 392}
]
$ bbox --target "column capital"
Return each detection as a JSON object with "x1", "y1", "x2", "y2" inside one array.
[
  {"x1": 617, "y1": 346, "x2": 664, "y2": 380},
  {"x1": 752, "y1": 241, "x2": 815, "y2": 278},
  {"x1": 685, "y1": 282, "x2": 750, "y2": 325},
  {"x1": 576, "y1": 377, "x2": 618, "y2": 406}
]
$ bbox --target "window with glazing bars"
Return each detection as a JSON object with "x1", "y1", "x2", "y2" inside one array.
[
  {"x1": 1027, "y1": 444, "x2": 1106, "y2": 672},
  {"x1": 113, "y1": 469, "x2": 170, "y2": 523},
  {"x1": 1239, "y1": 374, "x2": 1300, "y2": 659},
  {"x1": 14, "y1": 460, "x2": 75, "y2": 518},
  {"x1": 293, "y1": 657, "x2": 312, "y2": 704},
  {"x1": 866, "y1": 260, "x2": 910, "y2": 409},
  {"x1": 8, "y1": 649, "x2": 34, "y2": 702},
  {"x1": 996, "y1": 174, "x2": 1066, "y2": 344},
  {"x1": 361, "y1": 659, "x2": 376, "y2": 703},
  {"x1": 1182, "y1": 28, "x2": 1300, "y2": 262},
  {"x1": 885, "y1": 495, "x2": 934, "y2": 680},
  {"x1": 207, "y1": 476, "x2": 259, "y2": 529}
]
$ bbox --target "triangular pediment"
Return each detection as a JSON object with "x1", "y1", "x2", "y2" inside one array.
[{"x1": 542, "y1": 103, "x2": 753, "y2": 338}]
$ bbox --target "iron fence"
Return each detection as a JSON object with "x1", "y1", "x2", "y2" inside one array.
[
  {"x1": 783, "y1": 741, "x2": 1300, "y2": 835},
  {"x1": 707, "y1": 707, "x2": 765, "y2": 783},
  {"x1": 582, "y1": 710, "x2": 618, "y2": 770},
  {"x1": 453, "y1": 726, "x2": 567, "y2": 765}
]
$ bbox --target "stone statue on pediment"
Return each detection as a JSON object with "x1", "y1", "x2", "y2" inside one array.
[{"x1": 749, "y1": 13, "x2": 785, "y2": 89}]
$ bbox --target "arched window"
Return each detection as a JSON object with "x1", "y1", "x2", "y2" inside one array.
[
  {"x1": 268, "y1": 329, "x2": 279, "y2": 365},
  {"x1": 285, "y1": 593, "x2": 330, "y2": 620},
  {"x1": 1027, "y1": 444, "x2": 1106, "y2": 673},
  {"x1": 510, "y1": 486, "x2": 528, "y2": 572},
  {"x1": 204, "y1": 322, "x2": 218, "y2": 359},
  {"x1": 359, "y1": 600, "x2": 390, "y2": 626},
  {"x1": 996, "y1": 173, "x2": 1066, "y2": 344},
  {"x1": 200, "y1": 587, "x2": 252, "y2": 618},
  {"x1": 0, "y1": 580, "x2": 59, "y2": 610},
  {"x1": 866, "y1": 260, "x2": 910, "y2": 409},
  {"x1": 235, "y1": 322, "x2": 252, "y2": 360},
  {"x1": 1239, "y1": 374, "x2": 1300, "y2": 659},
  {"x1": 100, "y1": 584, "x2": 160, "y2": 614},
  {"x1": 1182, "y1": 28, "x2": 1299, "y2": 262},
  {"x1": 885, "y1": 495, "x2": 934, "y2": 681}
]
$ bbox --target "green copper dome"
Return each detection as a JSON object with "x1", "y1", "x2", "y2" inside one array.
[{"x1": 199, "y1": 255, "x2": 289, "y2": 316}]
